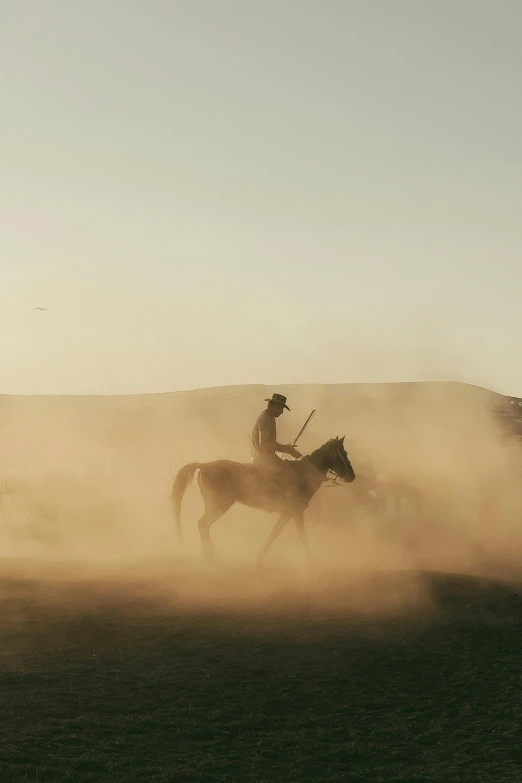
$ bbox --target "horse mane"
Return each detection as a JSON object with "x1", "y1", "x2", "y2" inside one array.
[
  {"x1": 309, "y1": 438, "x2": 337, "y2": 460},
  {"x1": 306, "y1": 438, "x2": 339, "y2": 469}
]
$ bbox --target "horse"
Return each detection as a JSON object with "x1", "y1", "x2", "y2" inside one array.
[{"x1": 171, "y1": 436, "x2": 355, "y2": 562}]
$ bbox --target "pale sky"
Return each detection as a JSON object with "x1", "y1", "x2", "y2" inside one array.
[{"x1": 1, "y1": 1, "x2": 521, "y2": 396}]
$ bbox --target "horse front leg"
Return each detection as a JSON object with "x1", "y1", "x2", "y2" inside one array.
[{"x1": 257, "y1": 514, "x2": 290, "y2": 565}]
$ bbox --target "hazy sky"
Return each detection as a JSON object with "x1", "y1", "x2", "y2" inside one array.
[{"x1": 1, "y1": 1, "x2": 521, "y2": 395}]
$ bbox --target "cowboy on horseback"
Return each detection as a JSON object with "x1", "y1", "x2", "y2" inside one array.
[
  {"x1": 171, "y1": 393, "x2": 355, "y2": 561},
  {"x1": 251, "y1": 393, "x2": 302, "y2": 468}
]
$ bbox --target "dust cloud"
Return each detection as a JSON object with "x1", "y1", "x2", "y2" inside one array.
[{"x1": 0, "y1": 382, "x2": 521, "y2": 619}]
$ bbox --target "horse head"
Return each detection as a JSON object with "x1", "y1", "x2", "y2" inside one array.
[
  {"x1": 309, "y1": 437, "x2": 356, "y2": 483},
  {"x1": 330, "y1": 436, "x2": 356, "y2": 483}
]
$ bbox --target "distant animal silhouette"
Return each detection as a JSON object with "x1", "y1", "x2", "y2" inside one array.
[
  {"x1": 35, "y1": 307, "x2": 47, "y2": 311},
  {"x1": 171, "y1": 437, "x2": 355, "y2": 563}
]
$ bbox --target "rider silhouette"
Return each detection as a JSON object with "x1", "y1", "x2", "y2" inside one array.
[{"x1": 251, "y1": 393, "x2": 302, "y2": 469}]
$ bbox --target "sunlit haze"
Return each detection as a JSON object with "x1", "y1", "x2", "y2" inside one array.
[{"x1": 2, "y1": 1, "x2": 521, "y2": 395}]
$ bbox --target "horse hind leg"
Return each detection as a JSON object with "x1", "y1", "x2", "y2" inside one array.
[
  {"x1": 198, "y1": 511, "x2": 216, "y2": 561},
  {"x1": 196, "y1": 469, "x2": 235, "y2": 562},
  {"x1": 198, "y1": 503, "x2": 233, "y2": 562}
]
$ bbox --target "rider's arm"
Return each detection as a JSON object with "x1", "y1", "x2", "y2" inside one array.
[
  {"x1": 276, "y1": 442, "x2": 297, "y2": 455},
  {"x1": 275, "y1": 439, "x2": 302, "y2": 458},
  {"x1": 259, "y1": 416, "x2": 301, "y2": 458}
]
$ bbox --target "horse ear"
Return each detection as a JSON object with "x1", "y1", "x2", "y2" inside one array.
[{"x1": 340, "y1": 436, "x2": 345, "y2": 444}]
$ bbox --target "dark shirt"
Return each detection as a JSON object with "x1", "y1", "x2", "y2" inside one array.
[{"x1": 251, "y1": 410, "x2": 278, "y2": 461}]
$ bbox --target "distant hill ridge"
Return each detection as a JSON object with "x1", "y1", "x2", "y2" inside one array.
[
  {"x1": 0, "y1": 380, "x2": 521, "y2": 442},
  {"x1": 0, "y1": 379, "x2": 516, "y2": 401}
]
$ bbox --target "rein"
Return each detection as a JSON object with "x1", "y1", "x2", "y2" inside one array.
[{"x1": 304, "y1": 443, "x2": 349, "y2": 486}]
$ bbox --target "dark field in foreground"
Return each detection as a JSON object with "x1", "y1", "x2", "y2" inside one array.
[{"x1": 1, "y1": 562, "x2": 522, "y2": 782}]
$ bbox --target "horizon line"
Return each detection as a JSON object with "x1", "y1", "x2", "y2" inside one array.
[{"x1": 0, "y1": 379, "x2": 517, "y2": 400}]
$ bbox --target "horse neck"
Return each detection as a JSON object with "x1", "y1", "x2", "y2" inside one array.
[{"x1": 306, "y1": 442, "x2": 335, "y2": 476}]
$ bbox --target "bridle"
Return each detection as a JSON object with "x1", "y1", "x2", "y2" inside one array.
[
  {"x1": 305, "y1": 443, "x2": 352, "y2": 486},
  {"x1": 325, "y1": 444, "x2": 353, "y2": 486}
]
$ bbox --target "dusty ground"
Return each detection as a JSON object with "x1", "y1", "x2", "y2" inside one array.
[
  {"x1": 1, "y1": 558, "x2": 521, "y2": 783},
  {"x1": 1, "y1": 382, "x2": 522, "y2": 780}
]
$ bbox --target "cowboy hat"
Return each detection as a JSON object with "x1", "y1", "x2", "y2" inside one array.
[{"x1": 265, "y1": 393, "x2": 290, "y2": 410}]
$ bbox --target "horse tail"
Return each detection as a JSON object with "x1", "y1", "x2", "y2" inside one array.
[{"x1": 171, "y1": 462, "x2": 201, "y2": 544}]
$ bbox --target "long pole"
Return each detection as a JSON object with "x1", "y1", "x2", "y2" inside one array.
[{"x1": 292, "y1": 409, "x2": 316, "y2": 446}]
